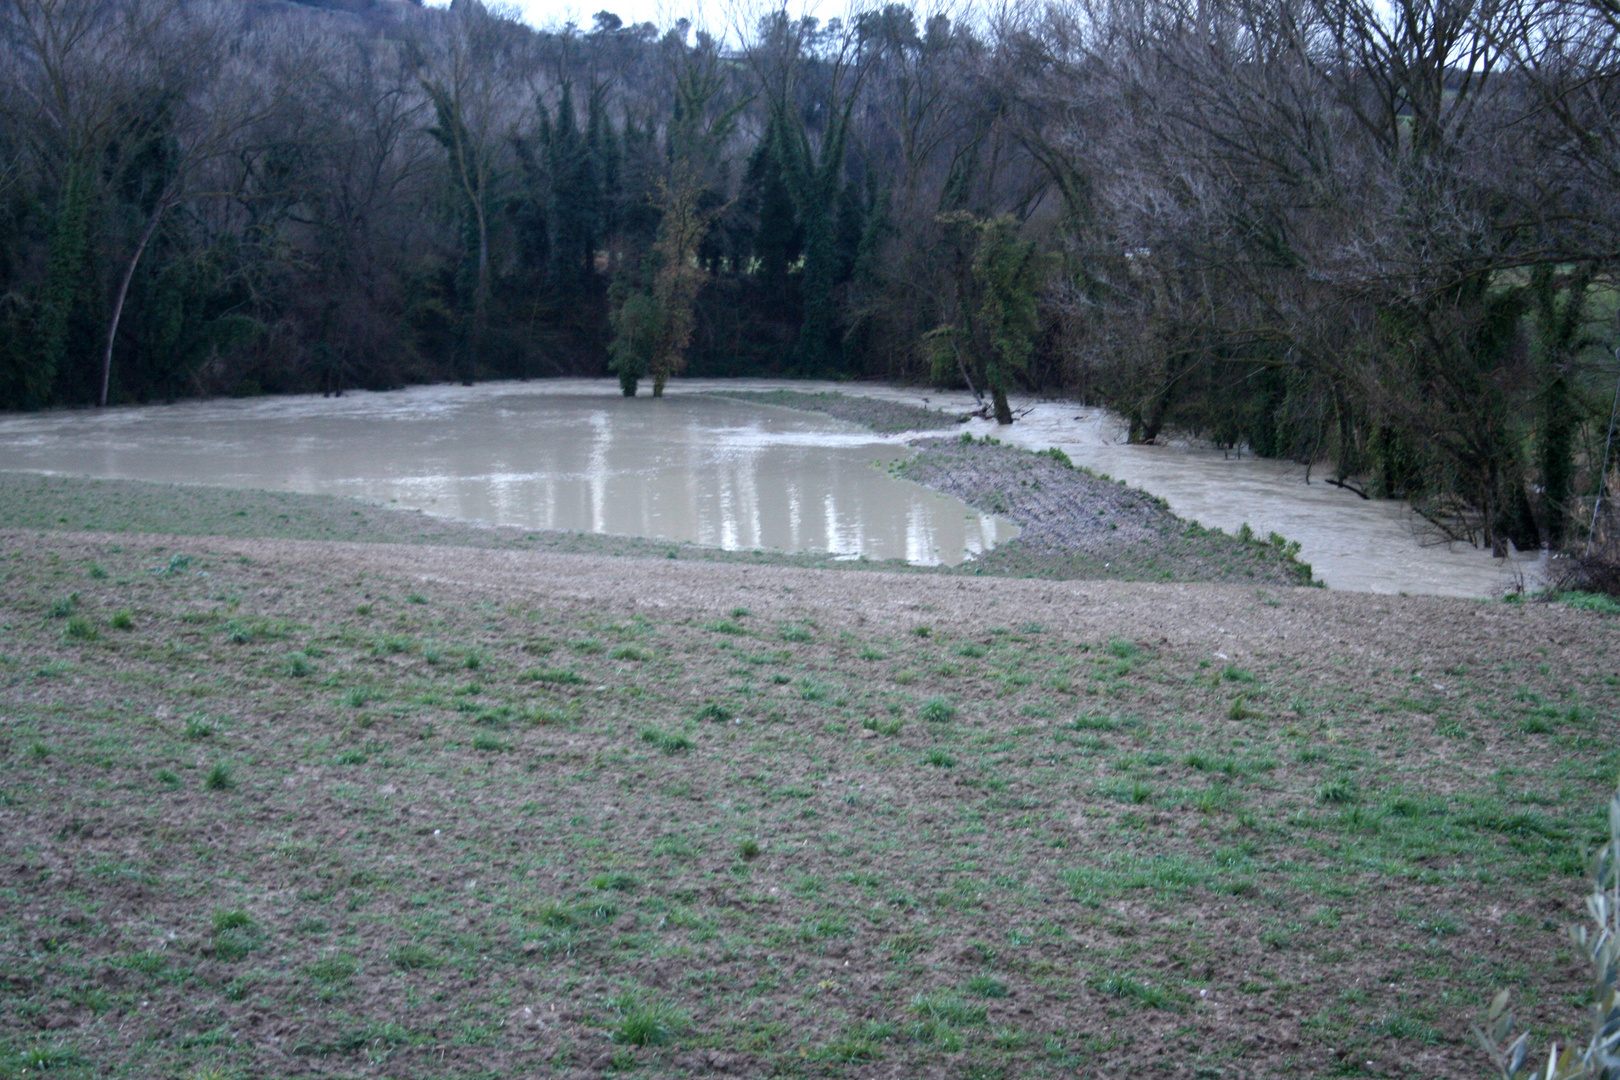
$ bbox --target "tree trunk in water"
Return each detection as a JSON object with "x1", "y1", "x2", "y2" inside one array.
[
  {"x1": 950, "y1": 339, "x2": 983, "y2": 406},
  {"x1": 992, "y1": 386, "x2": 1012, "y2": 425},
  {"x1": 467, "y1": 203, "x2": 488, "y2": 386},
  {"x1": 100, "y1": 204, "x2": 167, "y2": 408}
]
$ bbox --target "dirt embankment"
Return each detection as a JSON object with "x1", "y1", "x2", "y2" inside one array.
[{"x1": 706, "y1": 391, "x2": 1314, "y2": 586}]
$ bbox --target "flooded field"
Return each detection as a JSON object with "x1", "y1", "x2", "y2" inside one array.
[
  {"x1": 0, "y1": 378, "x2": 1543, "y2": 595},
  {"x1": 753, "y1": 381, "x2": 1539, "y2": 598},
  {"x1": 0, "y1": 386, "x2": 1016, "y2": 566}
]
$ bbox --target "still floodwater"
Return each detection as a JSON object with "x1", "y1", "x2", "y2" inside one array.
[{"x1": 0, "y1": 384, "x2": 1017, "y2": 566}]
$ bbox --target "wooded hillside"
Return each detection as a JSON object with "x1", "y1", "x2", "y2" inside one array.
[{"x1": 4, "y1": 0, "x2": 1619, "y2": 552}]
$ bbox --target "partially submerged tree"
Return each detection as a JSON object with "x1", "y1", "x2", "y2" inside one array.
[
  {"x1": 610, "y1": 29, "x2": 746, "y2": 397},
  {"x1": 926, "y1": 212, "x2": 1048, "y2": 424},
  {"x1": 607, "y1": 287, "x2": 659, "y2": 395}
]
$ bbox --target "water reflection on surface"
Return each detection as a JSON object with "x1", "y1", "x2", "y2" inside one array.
[
  {"x1": 707, "y1": 380, "x2": 1537, "y2": 598},
  {"x1": 0, "y1": 386, "x2": 1017, "y2": 566}
]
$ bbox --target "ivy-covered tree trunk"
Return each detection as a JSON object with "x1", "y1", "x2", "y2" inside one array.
[
  {"x1": 424, "y1": 80, "x2": 493, "y2": 384},
  {"x1": 1529, "y1": 265, "x2": 1593, "y2": 549},
  {"x1": 929, "y1": 212, "x2": 1047, "y2": 425},
  {"x1": 33, "y1": 163, "x2": 92, "y2": 409}
]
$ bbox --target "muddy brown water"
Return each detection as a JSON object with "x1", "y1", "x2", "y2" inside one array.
[
  {"x1": 0, "y1": 378, "x2": 1544, "y2": 595},
  {"x1": 0, "y1": 387, "x2": 1017, "y2": 566},
  {"x1": 704, "y1": 379, "x2": 1543, "y2": 598}
]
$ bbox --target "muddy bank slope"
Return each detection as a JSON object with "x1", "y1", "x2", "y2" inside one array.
[{"x1": 707, "y1": 391, "x2": 1315, "y2": 586}]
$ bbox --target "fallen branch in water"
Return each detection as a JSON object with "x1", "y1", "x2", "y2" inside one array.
[{"x1": 1323, "y1": 477, "x2": 1370, "y2": 500}]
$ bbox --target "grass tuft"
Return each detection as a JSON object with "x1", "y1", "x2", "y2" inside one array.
[{"x1": 609, "y1": 994, "x2": 687, "y2": 1047}]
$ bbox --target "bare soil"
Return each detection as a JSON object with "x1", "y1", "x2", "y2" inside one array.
[
  {"x1": 1, "y1": 528, "x2": 1614, "y2": 1079},
  {"x1": 894, "y1": 438, "x2": 1314, "y2": 586}
]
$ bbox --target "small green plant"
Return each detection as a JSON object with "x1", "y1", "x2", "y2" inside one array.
[
  {"x1": 920, "y1": 697, "x2": 957, "y2": 723},
  {"x1": 87, "y1": 563, "x2": 108, "y2": 579},
  {"x1": 610, "y1": 993, "x2": 687, "y2": 1047},
  {"x1": 640, "y1": 728, "x2": 693, "y2": 755},
  {"x1": 695, "y1": 702, "x2": 733, "y2": 723},
  {"x1": 779, "y1": 623, "x2": 814, "y2": 643},
  {"x1": 591, "y1": 872, "x2": 638, "y2": 892},
  {"x1": 1194, "y1": 786, "x2": 1234, "y2": 814},
  {"x1": 528, "y1": 900, "x2": 575, "y2": 927},
  {"x1": 1091, "y1": 974, "x2": 1185, "y2": 1011},
  {"x1": 706, "y1": 619, "x2": 746, "y2": 635},
  {"x1": 1070, "y1": 711, "x2": 1123, "y2": 732},
  {"x1": 156, "y1": 768, "x2": 180, "y2": 787},
  {"x1": 1317, "y1": 778, "x2": 1359, "y2": 804},
  {"x1": 463, "y1": 652, "x2": 482, "y2": 670},
  {"x1": 354, "y1": 602, "x2": 373, "y2": 616},
  {"x1": 211, "y1": 909, "x2": 257, "y2": 961},
  {"x1": 738, "y1": 838, "x2": 761, "y2": 861},
  {"x1": 10, "y1": 1043, "x2": 85, "y2": 1072},
  {"x1": 808, "y1": 1034, "x2": 884, "y2": 1062},
  {"x1": 471, "y1": 735, "x2": 507, "y2": 752},
  {"x1": 1222, "y1": 664, "x2": 1256, "y2": 682},
  {"x1": 184, "y1": 716, "x2": 214, "y2": 740},
  {"x1": 521, "y1": 668, "x2": 582, "y2": 685},
  {"x1": 1107, "y1": 637, "x2": 1138, "y2": 660},
  {"x1": 47, "y1": 594, "x2": 77, "y2": 618},
  {"x1": 923, "y1": 748, "x2": 956, "y2": 768},
  {"x1": 965, "y1": 975, "x2": 1009, "y2": 998},
  {"x1": 370, "y1": 635, "x2": 412, "y2": 656},
  {"x1": 390, "y1": 944, "x2": 440, "y2": 970},
  {"x1": 406, "y1": 593, "x2": 427, "y2": 605},
  {"x1": 910, "y1": 991, "x2": 988, "y2": 1026},
  {"x1": 61, "y1": 615, "x2": 98, "y2": 641},
  {"x1": 281, "y1": 653, "x2": 314, "y2": 677},
  {"x1": 109, "y1": 609, "x2": 133, "y2": 630},
  {"x1": 205, "y1": 763, "x2": 233, "y2": 791},
  {"x1": 307, "y1": 953, "x2": 358, "y2": 983},
  {"x1": 335, "y1": 749, "x2": 368, "y2": 765},
  {"x1": 912, "y1": 625, "x2": 932, "y2": 638},
  {"x1": 609, "y1": 645, "x2": 650, "y2": 661},
  {"x1": 344, "y1": 687, "x2": 371, "y2": 708},
  {"x1": 862, "y1": 716, "x2": 904, "y2": 736}
]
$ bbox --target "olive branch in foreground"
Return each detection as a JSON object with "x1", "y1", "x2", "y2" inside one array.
[{"x1": 1476, "y1": 785, "x2": 1620, "y2": 1079}]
